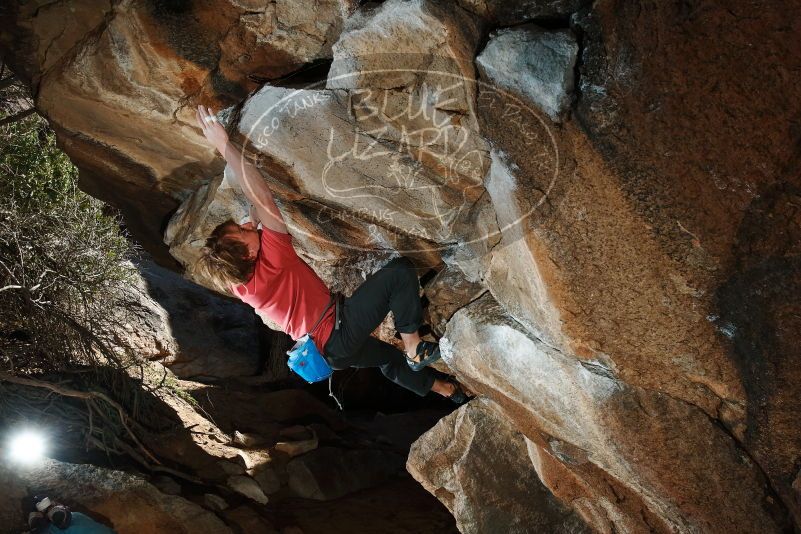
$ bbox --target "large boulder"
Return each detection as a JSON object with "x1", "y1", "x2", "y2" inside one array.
[
  {"x1": 573, "y1": 3, "x2": 801, "y2": 523},
  {"x1": 235, "y1": 84, "x2": 487, "y2": 248},
  {"x1": 408, "y1": 398, "x2": 590, "y2": 534},
  {"x1": 164, "y1": 0, "x2": 491, "y2": 290},
  {"x1": 134, "y1": 260, "x2": 262, "y2": 380},
  {"x1": 108, "y1": 262, "x2": 177, "y2": 363},
  {"x1": 439, "y1": 294, "x2": 784, "y2": 533},
  {"x1": 476, "y1": 25, "x2": 578, "y2": 122},
  {"x1": 0, "y1": 0, "x2": 354, "y2": 264},
  {"x1": 109, "y1": 259, "x2": 261, "y2": 380}
]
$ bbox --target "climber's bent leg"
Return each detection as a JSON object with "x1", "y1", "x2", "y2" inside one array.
[
  {"x1": 325, "y1": 335, "x2": 458, "y2": 399},
  {"x1": 324, "y1": 257, "x2": 424, "y2": 359}
]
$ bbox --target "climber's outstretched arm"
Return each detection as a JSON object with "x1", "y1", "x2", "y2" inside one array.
[{"x1": 195, "y1": 105, "x2": 287, "y2": 234}]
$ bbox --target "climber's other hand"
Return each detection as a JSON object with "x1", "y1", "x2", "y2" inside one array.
[{"x1": 196, "y1": 105, "x2": 228, "y2": 153}]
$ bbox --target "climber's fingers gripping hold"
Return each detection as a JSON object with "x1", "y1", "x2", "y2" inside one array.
[{"x1": 195, "y1": 105, "x2": 229, "y2": 154}]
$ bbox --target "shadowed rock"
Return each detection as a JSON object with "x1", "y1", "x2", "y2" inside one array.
[{"x1": 0, "y1": 459, "x2": 232, "y2": 533}]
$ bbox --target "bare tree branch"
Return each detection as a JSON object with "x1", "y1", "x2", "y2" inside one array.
[
  {"x1": 0, "y1": 107, "x2": 36, "y2": 126},
  {"x1": 0, "y1": 285, "x2": 23, "y2": 292},
  {"x1": 0, "y1": 372, "x2": 161, "y2": 466}
]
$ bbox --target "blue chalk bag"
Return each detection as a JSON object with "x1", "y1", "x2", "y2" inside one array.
[
  {"x1": 286, "y1": 293, "x2": 341, "y2": 384},
  {"x1": 287, "y1": 334, "x2": 332, "y2": 383}
]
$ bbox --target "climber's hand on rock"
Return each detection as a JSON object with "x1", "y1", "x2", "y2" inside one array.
[
  {"x1": 196, "y1": 105, "x2": 228, "y2": 153},
  {"x1": 195, "y1": 105, "x2": 287, "y2": 233}
]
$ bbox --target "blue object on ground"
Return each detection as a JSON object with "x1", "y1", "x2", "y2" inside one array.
[{"x1": 46, "y1": 512, "x2": 116, "y2": 534}]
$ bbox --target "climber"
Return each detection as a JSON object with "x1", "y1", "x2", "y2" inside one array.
[{"x1": 191, "y1": 105, "x2": 469, "y2": 404}]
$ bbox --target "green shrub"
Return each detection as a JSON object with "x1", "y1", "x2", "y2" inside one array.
[{"x1": 0, "y1": 111, "x2": 137, "y2": 373}]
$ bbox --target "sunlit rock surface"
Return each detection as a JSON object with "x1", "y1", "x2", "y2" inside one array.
[
  {"x1": 438, "y1": 294, "x2": 782, "y2": 533},
  {"x1": 476, "y1": 25, "x2": 578, "y2": 121},
  {"x1": 408, "y1": 397, "x2": 590, "y2": 534}
]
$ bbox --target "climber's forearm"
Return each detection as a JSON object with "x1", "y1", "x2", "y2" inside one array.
[
  {"x1": 221, "y1": 141, "x2": 287, "y2": 234},
  {"x1": 195, "y1": 104, "x2": 287, "y2": 233}
]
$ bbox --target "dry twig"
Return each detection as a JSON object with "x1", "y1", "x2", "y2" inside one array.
[{"x1": 0, "y1": 372, "x2": 160, "y2": 465}]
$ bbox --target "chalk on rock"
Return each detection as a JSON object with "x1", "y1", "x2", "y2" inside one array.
[{"x1": 477, "y1": 25, "x2": 578, "y2": 122}]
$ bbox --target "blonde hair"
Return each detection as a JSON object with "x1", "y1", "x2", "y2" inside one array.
[{"x1": 192, "y1": 220, "x2": 256, "y2": 293}]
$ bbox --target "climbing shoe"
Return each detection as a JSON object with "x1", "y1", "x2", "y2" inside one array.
[
  {"x1": 406, "y1": 341, "x2": 441, "y2": 371},
  {"x1": 445, "y1": 376, "x2": 470, "y2": 405}
]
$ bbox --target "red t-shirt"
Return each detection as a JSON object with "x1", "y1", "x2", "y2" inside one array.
[{"x1": 232, "y1": 228, "x2": 334, "y2": 353}]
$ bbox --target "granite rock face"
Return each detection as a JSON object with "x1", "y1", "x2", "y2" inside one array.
[
  {"x1": 407, "y1": 397, "x2": 590, "y2": 534},
  {"x1": 135, "y1": 260, "x2": 262, "y2": 380},
  {"x1": 113, "y1": 259, "x2": 261, "y2": 380},
  {"x1": 2, "y1": 0, "x2": 800, "y2": 532},
  {"x1": 477, "y1": 25, "x2": 578, "y2": 121},
  {"x1": 431, "y1": 294, "x2": 782, "y2": 533},
  {"x1": 422, "y1": 265, "x2": 486, "y2": 335},
  {"x1": 0, "y1": 0, "x2": 354, "y2": 265}
]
